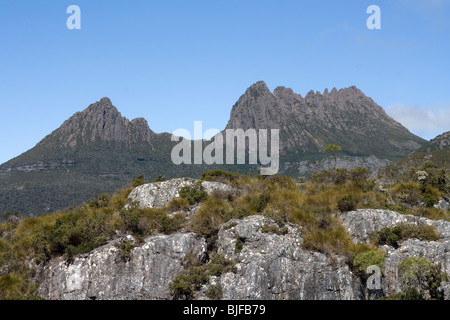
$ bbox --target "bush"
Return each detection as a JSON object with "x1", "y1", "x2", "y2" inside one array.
[
  {"x1": 169, "y1": 254, "x2": 235, "y2": 299},
  {"x1": 372, "y1": 223, "x2": 439, "y2": 248},
  {"x1": 179, "y1": 184, "x2": 208, "y2": 205},
  {"x1": 352, "y1": 250, "x2": 385, "y2": 277},
  {"x1": 207, "y1": 254, "x2": 236, "y2": 276},
  {"x1": 249, "y1": 193, "x2": 268, "y2": 213},
  {"x1": 398, "y1": 257, "x2": 447, "y2": 299},
  {"x1": 261, "y1": 224, "x2": 288, "y2": 235},
  {"x1": 200, "y1": 170, "x2": 241, "y2": 184},
  {"x1": 190, "y1": 197, "x2": 231, "y2": 236},
  {"x1": 169, "y1": 266, "x2": 209, "y2": 299},
  {"x1": 132, "y1": 175, "x2": 145, "y2": 188},
  {"x1": 422, "y1": 185, "x2": 441, "y2": 207},
  {"x1": 302, "y1": 224, "x2": 354, "y2": 255},
  {"x1": 205, "y1": 284, "x2": 223, "y2": 300},
  {"x1": 338, "y1": 195, "x2": 357, "y2": 212},
  {"x1": 0, "y1": 273, "x2": 40, "y2": 300}
]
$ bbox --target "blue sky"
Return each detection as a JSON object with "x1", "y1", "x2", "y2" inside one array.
[{"x1": 1, "y1": 0, "x2": 449, "y2": 164}]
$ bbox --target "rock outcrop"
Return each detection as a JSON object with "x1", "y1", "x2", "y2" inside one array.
[
  {"x1": 37, "y1": 233, "x2": 207, "y2": 300},
  {"x1": 127, "y1": 178, "x2": 234, "y2": 209},
  {"x1": 213, "y1": 216, "x2": 359, "y2": 300},
  {"x1": 36, "y1": 209, "x2": 450, "y2": 300}
]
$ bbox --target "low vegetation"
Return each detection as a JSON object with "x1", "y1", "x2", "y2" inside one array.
[
  {"x1": 1, "y1": 163, "x2": 449, "y2": 299},
  {"x1": 371, "y1": 223, "x2": 439, "y2": 249}
]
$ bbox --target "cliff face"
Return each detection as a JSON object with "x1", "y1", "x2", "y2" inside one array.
[
  {"x1": 225, "y1": 82, "x2": 425, "y2": 156},
  {"x1": 36, "y1": 210, "x2": 450, "y2": 300},
  {"x1": 39, "y1": 97, "x2": 156, "y2": 149}
]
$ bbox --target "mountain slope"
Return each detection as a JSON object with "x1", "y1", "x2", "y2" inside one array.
[
  {"x1": 378, "y1": 130, "x2": 450, "y2": 182},
  {"x1": 0, "y1": 82, "x2": 427, "y2": 216},
  {"x1": 0, "y1": 98, "x2": 201, "y2": 216},
  {"x1": 225, "y1": 81, "x2": 425, "y2": 158}
]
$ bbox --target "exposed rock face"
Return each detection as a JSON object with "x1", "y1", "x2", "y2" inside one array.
[
  {"x1": 428, "y1": 131, "x2": 450, "y2": 151},
  {"x1": 225, "y1": 82, "x2": 424, "y2": 156},
  {"x1": 39, "y1": 97, "x2": 156, "y2": 149},
  {"x1": 341, "y1": 209, "x2": 450, "y2": 298},
  {"x1": 285, "y1": 155, "x2": 391, "y2": 177},
  {"x1": 127, "y1": 178, "x2": 234, "y2": 209},
  {"x1": 214, "y1": 216, "x2": 359, "y2": 300},
  {"x1": 37, "y1": 233, "x2": 207, "y2": 300},
  {"x1": 435, "y1": 198, "x2": 450, "y2": 212},
  {"x1": 36, "y1": 210, "x2": 450, "y2": 300},
  {"x1": 36, "y1": 216, "x2": 361, "y2": 300},
  {"x1": 340, "y1": 209, "x2": 450, "y2": 243}
]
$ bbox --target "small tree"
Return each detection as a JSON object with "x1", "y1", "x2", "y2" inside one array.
[{"x1": 325, "y1": 144, "x2": 343, "y2": 168}]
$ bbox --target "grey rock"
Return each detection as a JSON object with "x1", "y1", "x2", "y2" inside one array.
[
  {"x1": 383, "y1": 239, "x2": 450, "y2": 297},
  {"x1": 340, "y1": 209, "x2": 450, "y2": 243},
  {"x1": 435, "y1": 198, "x2": 450, "y2": 212},
  {"x1": 213, "y1": 216, "x2": 361, "y2": 300},
  {"x1": 127, "y1": 178, "x2": 233, "y2": 209},
  {"x1": 37, "y1": 233, "x2": 207, "y2": 300}
]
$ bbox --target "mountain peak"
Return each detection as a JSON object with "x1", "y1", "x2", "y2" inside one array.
[
  {"x1": 40, "y1": 98, "x2": 155, "y2": 149},
  {"x1": 429, "y1": 131, "x2": 450, "y2": 150},
  {"x1": 226, "y1": 81, "x2": 425, "y2": 156},
  {"x1": 245, "y1": 81, "x2": 272, "y2": 98}
]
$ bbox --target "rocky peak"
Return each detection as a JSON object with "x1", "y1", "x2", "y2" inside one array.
[
  {"x1": 429, "y1": 131, "x2": 450, "y2": 150},
  {"x1": 225, "y1": 81, "x2": 425, "y2": 157},
  {"x1": 40, "y1": 98, "x2": 155, "y2": 149}
]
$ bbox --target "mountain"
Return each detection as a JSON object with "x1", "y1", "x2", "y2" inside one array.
[
  {"x1": 226, "y1": 81, "x2": 424, "y2": 157},
  {"x1": 0, "y1": 82, "x2": 427, "y2": 216},
  {"x1": 0, "y1": 98, "x2": 203, "y2": 216},
  {"x1": 378, "y1": 130, "x2": 450, "y2": 181}
]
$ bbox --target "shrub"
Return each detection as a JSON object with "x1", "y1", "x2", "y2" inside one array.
[
  {"x1": 179, "y1": 184, "x2": 208, "y2": 205},
  {"x1": 352, "y1": 250, "x2": 385, "y2": 277},
  {"x1": 132, "y1": 175, "x2": 145, "y2": 188},
  {"x1": 398, "y1": 257, "x2": 447, "y2": 299},
  {"x1": 337, "y1": 195, "x2": 357, "y2": 212},
  {"x1": 0, "y1": 273, "x2": 40, "y2": 300},
  {"x1": 249, "y1": 193, "x2": 268, "y2": 213},
  {"x1": 205, "y1": 284, "x2": 223, "y2": 300},
  {"x1": 169, "y1": 266, "x2": 209, "y2": 299},
  {"x1": 302, "y1": 225, "x2": 354, "y2": 255},
  {"x1": 390, "y1": 182, "x2": 423, "y2": 208},
  {"x1": 169, "y1": 254, "x2": 236, "y2": 299},
  {"x1": 200, "y1": 170, "x2": 241, "y2": 184},
  {"x1": 190, "y1": 197, "x2": 231, "y2": 236},
  {"x1": 372, "y1": 223, "x2": 439, "y2": 248},
  {"x1": 422, "y1": 185, "x2": 441, "y2": 207},
  {"x1": 207, "y1": 254, "x2": 236, "y2": 276},
  {"x1": 261, "y1": 224, "x2": 288, "y2": 235},
  {"x1": 234, "y1": 235, "x2": 244, "y2": 254}
]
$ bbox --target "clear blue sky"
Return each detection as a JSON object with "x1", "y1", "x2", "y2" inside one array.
[{"x1": 1, "y1": 0, "x2": 449, "y2": 164}]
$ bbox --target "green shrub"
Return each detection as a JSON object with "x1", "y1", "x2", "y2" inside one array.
[
  {"x1": 207, "y1": 254, "x2": 237, "y2": 276},
  {"x1": 169, "y1": 254, "x2": 236, "y2": 299},
  {"x1": 205, "y1": 284, "x2": 223, "y2": 300},
  {"x1": 179, "y1": 184, "x2": 208, "y2": 205},
  {"x1": 422, "y1": 185, "x2": 441, "y2": 207},
  {"x1": 234, "y1": 235, "x2": 244, "y2": 254},
  {"x1": 200, "y1": 170, "x2": 241, "y2": 184},
  {"x1": 261, "y1": 224, "x2": 288, "y2": 235},
  {"x1": 398, "y1": 257, "x2": 447, "y2": 299},
  {"x1": 169, "y1": 266, "x2": 209, "y2": 299},
  {"x1": 352, "y1": 250, "x2": 385, "y2": 276},
  {"x1": 372, "y1": 223, "x2": 439, "y2": 248},
  {"x1": 132, "y1": 175, "x2": 145, "y2": 188},
  {"x1": 250, "y1": 193, "x2": 268, "y2": 213},
  {"x1": 190, "y1": 197, "x2": 231, "y2": 236},
  {"x1": 337, "y1": 195, "x2": 357, "y2": 212}
]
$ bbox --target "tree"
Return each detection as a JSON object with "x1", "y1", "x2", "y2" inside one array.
[{"x1": 325, "y1": 144, "x2": 342, "y2": 168}]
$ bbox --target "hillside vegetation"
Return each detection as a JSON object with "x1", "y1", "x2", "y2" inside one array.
[{"x1": 1, "y1": 164, "x2": 449, "y2": 299}]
